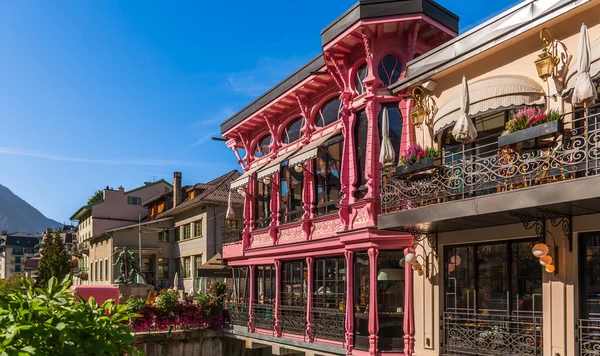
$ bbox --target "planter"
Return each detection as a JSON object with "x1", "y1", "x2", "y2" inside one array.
[
  {"x1": 498, "y1": 120, "x2": 563, "y2": 148},
  {"x1": 395, "y1": 157, "x2": 442, "y2": 177}
]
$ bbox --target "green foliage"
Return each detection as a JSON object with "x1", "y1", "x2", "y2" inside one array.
[
  {"x1": 87, "y1": 190, "x2": 104, "y2": 205},
  {"x1": 0, "y1": 276, "x2": 141, "y2": 356},
  {"x1": 125, "y1": 296, "x2": 146, "y2": 314},
  {"x1": 36, "y1": 228, "x2": 72, "y2": 288},
  {"x1": 0, "y1": 275, "x2": 26, "y2": 297},
  {"x1": 208, "y1": 280, "x2": 227, "y2": 306},
  {"x1": 425, "y1": 147, "x2": 440, "y2": 159},
  {"x1": 155, "y1": 289, "x2": 178, "y2": 312}
]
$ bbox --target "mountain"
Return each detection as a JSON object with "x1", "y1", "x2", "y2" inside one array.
[{"x1": 0, "y1": 183, "x2": 62, "y2": 233}]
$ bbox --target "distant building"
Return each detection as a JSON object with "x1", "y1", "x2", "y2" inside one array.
[
  {"x1": 70, "y1": 180, "x2": 172, "y2": 285},
  {"x1": 0, "y1": 231, "x2": 41, "y2": 279}
]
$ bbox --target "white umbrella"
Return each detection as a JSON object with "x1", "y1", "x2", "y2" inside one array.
[
  {"x1": 226, "y1": 190, "x2": 235, "y2": 219},
  {"x1": 378, "y1": 107, "x2": 396, "y2": 164},
  {"x1": 452, "y1": 75, "x2": 478, "y2": 143},
  {"x1": 188, "y1": 285, "x2": 196, "y2": 299},
  {"x1": 572, "y1": 23, "x2": 598, "y2": 107},
  {"x1": 173, "y1": 272, "x2": 179, "y2": 290}
]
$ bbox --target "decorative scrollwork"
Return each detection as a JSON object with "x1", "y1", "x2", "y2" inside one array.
[
  {"x1": 509, "y1": 213, "x2": 545, "y2": 241},
  {"x1": 311, "y1": 308, "x2": 346, "y2": 342},
  {"x1": 252, "y1": 303, "x2": 274, "y2": 331},
  {"x1": 279, "y1": 304, "x2": 307, "y2": 336},
  {"x1": 398, "y1": 228, "x2": 438, "y2": 258},
  {"x1": 226, "y1": 302, "x2": 249, "y2": 328},
  {"x1": 443, "y1": 312, "x2": 543, "y2": 356},
  {"x1": 580, "y1": 319, "x2": 600, "y2": 356},
  {"x1": 537, "y1": 209, "x2": 572, "y2": 251}
]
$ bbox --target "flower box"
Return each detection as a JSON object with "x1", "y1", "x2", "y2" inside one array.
[
  {"x1": 498, "y1": 120, "x2": 563, "y2": 148},
  {"x1": 395, "y1": 157, "x2": 442, "y2": 177}
]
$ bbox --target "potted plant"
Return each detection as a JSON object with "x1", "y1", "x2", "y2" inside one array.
[
  {"x1": 396, "y1": 144, "x2": 441, "y2": 177},
  {"x1": 498, "y1": 107, "x2": 563, "y2": 148}
]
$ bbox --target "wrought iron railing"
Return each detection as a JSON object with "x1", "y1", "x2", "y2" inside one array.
[
  {"x1": 381, "y1": 109, "x2": 600, "y2": 214},
  {"x1": 222, "y1": 228, "x2": 243, "y2": 244},
  {"x1": 579, "y1": 319, "x2": 600, "y2": 356},
  {"x1": 226, "y1": 301, "x2": 249, "y2": 328},
  {"x1": 312, "y1": 307, "x2": 346, "y2": 341},
  {"x1": 279, "y1": 304, "x2": 307, "y2": 336},
  {"x1": 442, "y1": 312, "x2": 543, "y2": 356},
  {"x1": 252, "y1": 303, "x2": 274, "y2": 330}
]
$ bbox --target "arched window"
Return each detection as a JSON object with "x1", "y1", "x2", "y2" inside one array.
[
  {"x1": 255, "y1": 135, "x2": 272, "y2": 158},
  {"x1": 282, "y1": 117, "x2": 305, "y2": 144},
  {"x1": 355, "y1": 63, "x2": 368, "y2": 95},
  {"x1": 315, "y1": 98, "x2": 342, "y2": 127},
  {"x1": 378, "y1": 54, "x2": 402, "y2": 86}
]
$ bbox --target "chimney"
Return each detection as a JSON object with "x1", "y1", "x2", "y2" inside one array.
[{"x1": 174, "y1": 172, "x2": 182, "y2": 207}]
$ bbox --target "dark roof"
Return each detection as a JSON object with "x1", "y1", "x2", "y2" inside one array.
[
  {"x1": 124, "y1": 179, "x2": 172, "y2": 194},
  {"x1": 220, "y1": 0, "x2": 458, "y2": 134},
  {"x1": 143, "y1": 191, "x2": 171, "y2": 207},
  {"x1": 1, "y1": 233, "x2": 41, "y2": 248},
  {"x1": 157, "y1": 170, "x2": 244, "y2": 218}
]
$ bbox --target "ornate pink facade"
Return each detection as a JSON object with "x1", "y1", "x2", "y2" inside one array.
[{"x1": 221, "y1": 1, "x2": 458, "y2": 354}]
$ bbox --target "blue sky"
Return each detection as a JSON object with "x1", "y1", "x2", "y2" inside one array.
[{"x1": 0, "y1": 0, "x2": 519, "y2": 224}]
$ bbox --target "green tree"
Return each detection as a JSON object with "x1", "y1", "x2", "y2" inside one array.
[
  {"x1": 36, "y1": 228, "x2": 72, "y2": 287},
  {"x1": 88, "y1": 190, "x2": 103, "y2": 205}
]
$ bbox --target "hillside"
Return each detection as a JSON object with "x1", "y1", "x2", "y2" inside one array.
[{"x1": 0, "y1": 184, "x2": 62, "y2": 233}]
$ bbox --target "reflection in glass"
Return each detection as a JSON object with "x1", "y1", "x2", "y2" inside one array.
[
  {"x1": 378, "y1": 103, "x2": 403, "y2": 160},
  {"x1": 316, "y1": 98, "x2": 342, "y2": 127},
  {"x1": 313, "y1": 256, "x2": 346, "y2": 308},
  {"x1": 353, "y1": 252, "x2": 370, "y2": 351},
  {"x1": 377, "y1": 251, "x2": 405, "y2": 352},
  {"x1": 581, "y1": 233, "x2": 600, "y2": 319},
  {"x1": 354, "y1": 110, "x2": 368, "y2": 198},
  {"x1": 378, "y1": 55, "x2": 402, "y2": 86},
  {"x1": 255, "y1": 135, "x2": 272, "y2": 158},
  {"x1": 283, "y1": 117, "x2": 305, "y2": 144},
  {"x1": 315, "y1": 135, "x2": 342, "y2": 215},
  {"x1": 280, "y1": 161, "x2": 303, "y2": 223},
  {"x1": 255, "y1": 180, "x2": 271, "y2": 228},
  {"x1": 355, "y1": 63, "x2": 368, "y2": 95}
]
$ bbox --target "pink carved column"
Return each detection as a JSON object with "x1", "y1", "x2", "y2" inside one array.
[
  {"x1": 274, "y1": 260, "x2": 282, "y2": 337},
  {"x1": 403, "y1": 248, "x2": 415, "y2": 355},
  {"x1": 302, "y1": 160, "x2": 314, "y2": 240},
  {"x1": 338, "y1": 101, "x2": 354, "y2": 229},
  {"x1": 243, "y1": 175, "x2": 256, "y2": 249},
  {"x1": 399, "y1": 99, "x2": 415, "y2": 156},
  {"x1": 344, "y1": 250, "x2": 355, "y2": 354},
  {"x1": 368, "y1": 247, "x2": 379, "y2": 355},
  {"x1": 306, "y1": 257, "x2": 314, "y2": 342},
  {"x1": 248, "y1": 264, "x2": 256, "y2": 332},
  {"x1": 363, "y1": 97, "x2": 382, "y2": 201}
]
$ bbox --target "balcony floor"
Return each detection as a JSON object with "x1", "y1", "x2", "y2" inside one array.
[{"x1": 378, "y1": 174, "x2": 600, "y2": 232}]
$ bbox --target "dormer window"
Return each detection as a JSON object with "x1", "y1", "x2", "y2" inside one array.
[
  {"x1": 355, "y1": 63, "x2": 368, "y2": 95},
  {"x1": 378, "y1": 54, "x2": 402, "y2": 86},
  {"x1": 315, "y1": 98, "x2": 342, "y2": 128},
  {"x1": 282, "y1": 117, "x2": 305, "y2": 144},
  {"x1": 255, "y1": 135, "x2": 272, "y2": 158}
]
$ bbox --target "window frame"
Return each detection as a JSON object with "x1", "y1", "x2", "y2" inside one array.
[
  {"x1": 377, "y1": 54, "x2": 403, "y2": 86},
  {"x1": 354, "y1": 109, "x2": 369, "y2": 198},
  {"x1": 183, "y1": 225, "x2": 191, "y2": 240},
  {"x1": 280, "y1": 162, "x2": 304, "y2": 224},
  {"x1": 193, "y1": 220, "x2": 202, "y2": 238},
  {"x1": 314, "y1": 135, "x2": 343, "y2": 216},
  {"x1": 315, "y1": 96, "x2": 343, "y2": 128},
  {"x1": 255, "y1": 134, "x2": 273, "y2": 158},
  {"x1": 354, "y1": 63, "x2": 368, "y2": 96},
  {"x1": 255, "y1": 179, "x2": 272, "y2": 229},
  {"x1": 313, "y1": 256, "x2": 346, "y2": 309},
  {"x1": 282, "y1": 116, "x2": 305, "y2": 144}
]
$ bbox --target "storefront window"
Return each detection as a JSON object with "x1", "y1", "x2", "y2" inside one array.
[
  {"x1": 377, "y1": 251, "x2": 405, "y2": 352},
  {"x1": 282, "y1": 117, "x2": 305, "y2": 144},
  {"x1": 229, "y1": 266, "x2": 250, "y2": 303},
  {"x1": 354, "y1": 252, "x2": 370, "y2": 351},
  {"x1": 255, "y1": 135, "x2": 272, "y2": 158},
  {"x1": 315, "y1": 135, "x2": 342, "y2": 215},
  {"x1": 255, "y1": 180, "x2": 271, "y2": 228},
  {"x1": 354, "y1": 110, "x2": 368, "y2": 199},
  {"x1": 580, "y1": 232, "x2": 600, "y2": 319},
  {"x1": 313, "y1": 256, "x2": 346, "y2": 308},
  {"x1": 281, "y1": 260, "x2": 307, "y2": 306},
  {"x1": 255, "y1": 265, "x2": 276, "y2": 304},
  {"x1": 315, "y1": 97, "x2": 342, "y2": 127},
  {"x1": 280, "y1": 162, "x2": 303, "y2": 223},
  {"x1": 445, "y1": 239, "x2": 542, "y2": 315}
]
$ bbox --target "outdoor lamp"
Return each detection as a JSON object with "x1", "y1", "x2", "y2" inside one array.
[
  {"x1": 412, "y1": 261, "x2": 421, "y2": 271},
  {"x1": 539, "y1": 254, "x2": 553, "y2": 266},
  {"x1": 294, "y1": 164, "x2": 304, "y2": 173},
  {"x1": 534, "y1": 28, "x2": 559, "y2": 82},
  {"x1": 409, "y1": 87, "x2": 430, "y2": 127},
  {"x1": 532, "y1": 242, "x2": 549, "y2": 258},
  {"x1": 236, "y1": 187, "x2": 246, "y2": 197},
  {"x1": 405, "y1": 252, "x2": 417, "y2": 265},
  {"x1": 449, "y1": 255, "x2": 462, "y2": 266},
  {"x1": 447, "y1": 263, "x2": 456, "y2": 273},
  {"x1": 417, "y1": 269, "x2": 424, "y2": 276},
  {"x1": 545, "y1": 264, "x2": 556, "y2": 273},
  {"x1": 263, "y1": 176, "x2": 271, "y2": 185}
]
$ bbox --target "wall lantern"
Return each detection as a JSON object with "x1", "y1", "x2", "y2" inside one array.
[
  {"x1": 263, "y1": 176, "x2": 271, "y2": 185},
  {"x1": 294, "y1": 164, "x2": 304, "y2": 173},
  {"x1": 404, "y1": 247, "x2": 435, "y2": 279},
  {"x1": 236, "y1": 187, "x2": 246, "y2": 197},
  {"x1": 409, "y1": 87, "x2": 431, "y2": 127},
  {"x1": 534, "y1": 28, "x2": 560, "y2": 82},
  {"x1": 530, "y1": 233, "x2": 558, "y2": 274}
]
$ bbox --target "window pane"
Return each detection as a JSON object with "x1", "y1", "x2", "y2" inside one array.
[
  {"x1": 316, "y1": 98, "x2": 342, "y2": 127},
  {"x1": 512, "y1": 241, "x2": 542, "y2": 312},
  {"x1": 354, "y1": 110, "x2": 368, "y2": 197},
  {"x1": 378, "y1": 55, "x2": 402, "y2": 86},
  {"x1": 378, "y1": 103, "x2": 402, "y2": 160},
  {"x1": 355, "y1": 63, "x2": 368, "y2": 95},
  {"x1": 315, "y1": 137, "x2": 342, "y2": 215},
  {"x1": 477, "y1": 243, "x2": 508, "y2": 313},
  {"x1": 282, "y1": 117, "x2": 305, "y2": 144},
  {"x1": 255, "y1": 135, "x2": 272, "y2": 157},
  {"x1": 256, "y1": 180, "x2": 272, "y2": 228},
  {"x1": 377, "y1": 250, "x2": 404, "y2": 352}
]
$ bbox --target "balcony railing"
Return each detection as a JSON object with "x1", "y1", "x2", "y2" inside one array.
[
  {"x1": 381, "y1": 110, "x2": 600, "y2": 214},
  {"x1": 222, "y1": 228, "x2": 243, "y2": 245},
  {"x1": 312, "y1": 307, "x2": 346, "y2": 342},
  {"x1": 226, "y1": 301, "x2": 249, "y2": 328},
  {"x1": 442, "y1": 311, "x2": 543, "y2": 356},
  {"x1": 579, "y1": 319, "x2": 600, "y2": 356},
  {"x1": 252, "y1": 302, "x2": 274, "y2": 330},
  {"x1": 279, "y1": 303, "x2": 307, "y2": 337}
]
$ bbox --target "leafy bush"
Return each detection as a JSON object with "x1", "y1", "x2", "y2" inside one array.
[
  {"x1": 155, "y1": 288, "x2": 178, "y2": 312},
  {"x1": 0, "y1": 276, "x2": 141, "y2": 356},
  {"x1": 126, "y1": 296, "x2": 146, "y2": 314},
  {"x1": 208, "y1": 280, "x2": 227, "y2": 306},
  {"x1": 0, "y1": 275, "x2": 26, "y2": 297}
]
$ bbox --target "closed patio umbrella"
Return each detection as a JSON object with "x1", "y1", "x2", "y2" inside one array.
[
  {"x1": 173, "y1": 272, "x2": 179, "y2": 290},
  {"x1": 572, "y1": 23, "x2": 598, "y2": 107},
  {"x1": 379, "y1": 107, "x2": 396, "y2": 164},
  {"x1": 452, "y1": 75, "x2": 478, "y2": 143},
  {"x1": 226, "y1": 190, "x2": 235, "y2": 219}
]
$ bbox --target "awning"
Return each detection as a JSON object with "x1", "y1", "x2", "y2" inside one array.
[
  {"x1": 433, "y1": 75, "x2": 546, "y2": 136},
  {"x1": 288, "y1": 131, "x2": 340, "y2": 167},
  {"x1": 230, "y1": 165, "x2": 260, "y2": 191},
  {"x1": 256, "y1": 149, "x2": 299, "y2": 180},
  {"x1": 564, "y1": 36, "x2": 600, "y2": 97},
  {"x1": 196, "y1": 253, "x2": 232, "y2": 277}
]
